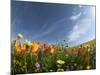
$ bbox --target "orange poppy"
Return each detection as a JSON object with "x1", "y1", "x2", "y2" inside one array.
[
  {"x1": 20, "y1": 43, "x2": 26, "y2": 51},
  {"x1": 16, "y1": 47, "x2": 22, "y2": 54},
  {"x1": 31, "y1": 41, "x2": 40, "y2": 55},
  {"x1": 44, "y1": 45, "x2": 54, "y2": 54},
  {"x1": 49, "y1": 47, "x2": 54, "y2": 54},
  {"x1": 15, "y1": 43, "x2": 26, "y2": 54},
  {"x1": 31, "y1": 50, "x2": 37, "y2": 55}
]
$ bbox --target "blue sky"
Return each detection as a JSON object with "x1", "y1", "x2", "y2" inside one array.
[{"x1": 11, "y1": 1, "x2": 95, "y2": 47}]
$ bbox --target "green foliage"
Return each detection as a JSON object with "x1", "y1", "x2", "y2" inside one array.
[{"x1": 11, "y1": 39, "x2": 96, "y2": 74}]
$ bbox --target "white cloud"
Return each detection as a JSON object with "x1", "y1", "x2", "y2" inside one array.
[
  {"x1": 69, "y1": 12, "x2": 81, "y2": 21},
  {"x1": 68, "y1": 18, "x2": 91, "y2": 41},
  {"x1": 78, "y1": 5, "x2": 83, "y2": 8}
]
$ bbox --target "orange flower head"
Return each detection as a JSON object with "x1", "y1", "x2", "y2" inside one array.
[
  {"x1": 47, "y1": 46, "x2": 54, "y2": 54},
  {"x1": 31, "y1": 41, "x2": 40, "y2": 55},
  {"x1": 20, "y1": 43, "x2": 26, "y2": 51},
  {"x1": 16, "y1": 47, "x2": 22, "y2": 54},
  {"x1": 15, "y1": 43, "x2": 26, "y2": 54},
  {"x1": 50, "y1": 47, "x2": 54, "y2": 54},
  {"x1": 31, "y1": 51, "x2": 37, "y2": 56}
]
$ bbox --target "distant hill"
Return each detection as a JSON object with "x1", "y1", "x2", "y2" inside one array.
[
  {"x1": 71, "y1": 39, "x2": 96, "y2": 48},
  {"x1": 66, "y1": 39, "x2": 96, "y2": 55}
]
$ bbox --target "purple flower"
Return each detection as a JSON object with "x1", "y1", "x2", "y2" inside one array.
[{"x1": 35, "y1": 62, "x2": 40, "y2": 68}]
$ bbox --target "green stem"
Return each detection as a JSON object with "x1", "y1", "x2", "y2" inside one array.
[
  {"x1": 13, "y1": 57, "x2": 15, "y2": 74},
  {"x1": 24, "y1": 52, "x2": 27, "y2": 73},
  {"x1": 31, "y1": 53, "x2": 33, "y2": 65}
]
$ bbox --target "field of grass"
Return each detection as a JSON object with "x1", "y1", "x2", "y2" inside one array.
[{"x1": 11, "y1": 34, "x2": 96, "y2": 74}]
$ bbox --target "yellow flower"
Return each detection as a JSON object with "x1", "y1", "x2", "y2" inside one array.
[{"x1": 56, "y1": 60, "x2": 65, "y2": 65}]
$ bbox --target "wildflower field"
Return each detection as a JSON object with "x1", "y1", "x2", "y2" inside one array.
[{"x1": 11, "y1": 34, "x2": 96, "y2": 74}]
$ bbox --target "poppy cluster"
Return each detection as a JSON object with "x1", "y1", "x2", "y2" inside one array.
[{"x1": 12, "y1": 34, "x2": 55, "y2": 56}]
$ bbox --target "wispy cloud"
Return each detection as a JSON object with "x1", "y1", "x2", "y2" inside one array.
[
  {"x1": 68, "y1": 18, "x2": 91, "y2": 41},
  {"x1": 69, "y1": 12, "x2": 81, "y2": 21},
  {"x1": 33, "y1": 16, "x2": 69, "y2": 40},
  {"x1": 78, "y1": 5, "x2": 83, "y2": 8}
]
